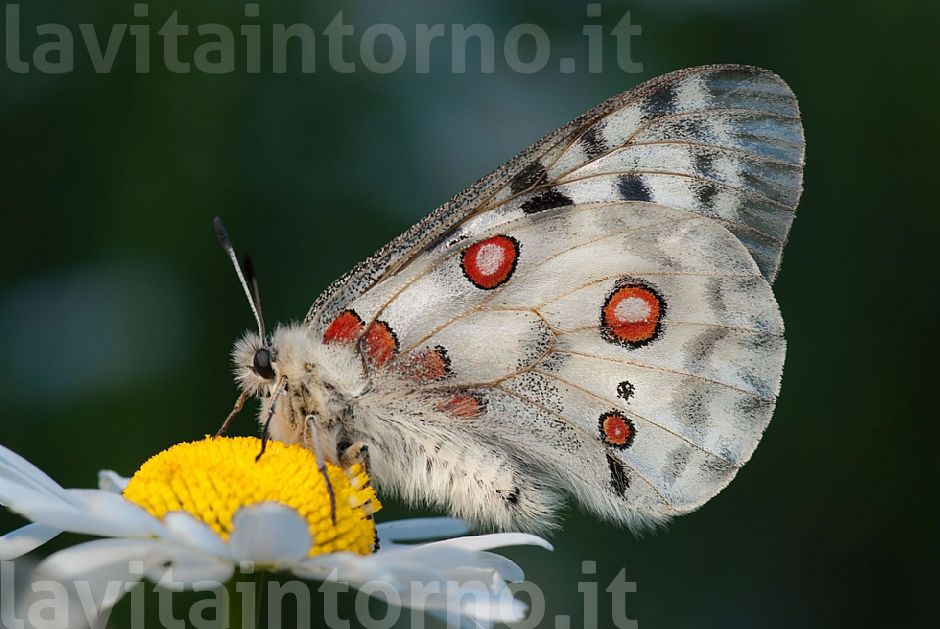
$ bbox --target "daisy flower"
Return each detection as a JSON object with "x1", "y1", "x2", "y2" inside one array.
[{"x1": 0, "y1": 436, "x2": 550, "y2": 627}]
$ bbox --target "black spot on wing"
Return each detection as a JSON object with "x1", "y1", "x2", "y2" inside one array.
[
  {"x1": 607, "y1": 453, "x2": 630, "y2": 496},
  {"x1": 616, "y1": 380, "x2": 635, "y2": 402},
  {"x1": 703, "y1": 277, "x2": 726, "y2": 316},
  {"x1": 673, "y1": 384, "x2": 713, "y2": 440},
  {"x1": 617, "y1": 174, "x2": 652, "y2": 202},
  {"x1": 643, "y1": 82, "x2": 679, "y2": 117},
  {"x1": 700, "y1": 455, "x2": 735, "y2": 482},
  {"x1": 744, "y1": 331, "x2": 782, "y2": 351},
  {"x1": 663, "y1": 445, "x2": 693, "y2": 488},
  {"x1": 697, "y1": 183, "x2": 719, "y2": 207},
  {"x1": 692, "y1": 152, "x2": 721, "y2": 208},
  {"x1": 510, "y1": 162, "x2": 547, "y2": 194},
  {"x1": 521, "y1": 188, "x2": 574, "y2": 214},
  {"x1": 736, "y1": 393, "x2": 773, "y2": 422},
  {"x1": 675, "y1": 116, "x2": 707, "y2": 138},
  {"x1": 580, "y1": 123, "x2": 608, "y2": 160},
  {"x1": 683, "y1": 328, "x2": 728, "y2": 374},
  {"x1": 693, "y1": 152, "x2": 718, "y2": 179}
]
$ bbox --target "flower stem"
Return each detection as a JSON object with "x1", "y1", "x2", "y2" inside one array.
[
  {"x1": 223, "y1": 570, "x2": 267, "y2": 629},
  {"x1": 254, "y1": 572, "x2": 267, "y2": 629},
  {"x1": 222, "y1": 577, "x2": 241, "y2": 629}
]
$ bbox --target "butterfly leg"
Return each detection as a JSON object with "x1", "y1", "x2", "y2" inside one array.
[
  {"x1": 340, "y1": 441, "x2": 371, "y2": 473},
  {"x1": 304, "y1": 414, "x2": 337, "y2": 526},
  {"x1": 215, "y1": 389, "x2": 249, "y2": 437}
]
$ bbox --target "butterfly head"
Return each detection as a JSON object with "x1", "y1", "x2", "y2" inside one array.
[
  {"x1": 232, "y1": 330, "x2": 277, "y2": 395},
  {"x1": 231, "y1": 325, "x2": 319, "y2": 396}
]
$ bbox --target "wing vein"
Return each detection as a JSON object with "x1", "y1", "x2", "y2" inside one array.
[{"x1": 556, "y1": 348, "x2": 775, "y2": 401}]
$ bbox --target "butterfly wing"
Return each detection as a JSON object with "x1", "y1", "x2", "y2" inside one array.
[
  {"x1": 308, "y1": 64, "x2": 801, "y2": 331},
  {"x1": 311, "y1": 65, "x2": 803, "y2": 530}
]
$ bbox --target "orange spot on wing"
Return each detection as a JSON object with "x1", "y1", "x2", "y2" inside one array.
[
  {"x1": 403, "y1": 346, "x2": 451, "y2": 382},
  {"x1": 323, "y1": 310, "x2": 364, "y2": 344},
  {"x1": 461, "y1": 235, "x2": 519, "y2": 290},
  {"x1": 361, "y1": 321, "x2": 398, "y2": 367},
  {"x1": 601, "y1": 283, "x2": 664, "y2": 347},
  {"x1": 438, "y1": 393, "x2": 483, "y2": 418},
  {"x1": 599, "y1": 412, "x2": 635, "y2": 449}
]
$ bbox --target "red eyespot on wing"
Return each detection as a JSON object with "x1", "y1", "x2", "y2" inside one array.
[
  {"x1": 402, "y1": 346, "x2": 451, "y2": 383},
  {"x1": 599, "y1": 412, "x2": 635, "y2": 449},
  {"x1": 361, "y1": 320, "x2": 399, "y2": 367},
  {"x1": 323, "y1": 309, "x2": 364, "y2": 344},
  {"x1": 438, "y1": 393, "x2": 484, "y2": 418},
  {"x1": 601, "y1": 282, "x2": 665, "y2": 347},
  {"x1": 461, "y1": 235, "x2": 520, "y2": 289}
]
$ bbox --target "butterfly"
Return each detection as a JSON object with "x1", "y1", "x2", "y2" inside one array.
[{"x1": 216, "y1": 65, "x2": 804, "y2": 533}]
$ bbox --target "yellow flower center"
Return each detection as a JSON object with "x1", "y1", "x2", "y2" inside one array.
[{"x1": 122, "y1": 437, "x2": 380, "y2": 557}]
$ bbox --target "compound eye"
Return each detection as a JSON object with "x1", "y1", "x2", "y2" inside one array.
[{"x1": 252, "y1": 348, "x2": 276, "y2": 380}]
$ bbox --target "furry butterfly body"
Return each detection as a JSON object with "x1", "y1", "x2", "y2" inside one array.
[{"x1": 230, "y1": 65, "x2": 804, "y2": 533}]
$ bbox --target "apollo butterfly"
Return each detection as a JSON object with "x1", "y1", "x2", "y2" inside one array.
[{"x1": 220, "y1": 65, "x2": 804, "y2": 532}]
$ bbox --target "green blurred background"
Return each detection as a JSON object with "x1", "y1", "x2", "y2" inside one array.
[{"x1": 1, "y1": 1, "x2": 938, "y2": 627}]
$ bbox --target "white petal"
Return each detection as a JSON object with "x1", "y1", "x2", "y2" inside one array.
[
  {"x1": 228, "y1": 503, "x2": 311, "y2": 564},
  {"x1": 426, "y1": 532, "x2": 553, "y2": 553},
  {"x1": 163, "y1": 512, "x2": 227, "y2": 557},
  {"x1": 0, "y1": 472, "x2": 164, "y2": 539},
  {"x1": 145, "y1": 548, "x2": 235, "y2": 587},
  {"x1": 458, "y1": 589, "x2": 527, "y2": 623},
  {"x1": 36, "y1": 489, "x2": 165, "y2": 538},
  {"x1": 416, "y1": 569, "x2": 527, "y2": 623},
  {"x1": 297, "y1": 551, "x2": 447, "y2": 587},
  {"x1": 19, "y1": 554, "x2": 140, "y2": 629},
  {"x1": 436, "y1": 550, "x2": 525, "y2": 583},
  {"x1": 42, "y1": 538, "x2": 171, "y2": 580},
  {"x1": 293, "y1": 540, "x2": 541, "y2": 625},
  {"x1": 42, "y1": 537, "x2": 233, "y2": 590},
  {"x1": 376, "y1": 517, "x2": 468, "y2": 544},
  {"x1": 0, "y1": 477, "x2": 79, "y2": 522},
  {"x1": 0, "y1": 443, "x2": 80, "y2": 505},
  {"x1": 372, "y1": 547, "x2": 513, "y2": 591},
  {"x1": 0, "y1": 523, "x2": 60, "y2": 559},
  {"x1": 31, "y1": 539, "x2": 146, "y2": 627},
  {"x1": 374, "y1": 538, "x2": 533, "y2": 583},
  {"x1": 0, "y1": 477, "x2": 119, "y2": 543},
  {"x1": 97, "y1": 470, "x2": 130, "y2": 493}
]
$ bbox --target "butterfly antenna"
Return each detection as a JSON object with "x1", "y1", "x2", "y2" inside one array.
[
  {"x1": 241, "y1": 254, "x2": 265, "y2": 335},
  {"x1": 213, "y1": 217, "x2": 266, "y2": 340}
]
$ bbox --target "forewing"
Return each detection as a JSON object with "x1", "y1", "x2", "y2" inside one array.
[{"x1": 307, "y1": 64, "x2": 803, "y2": 335}]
